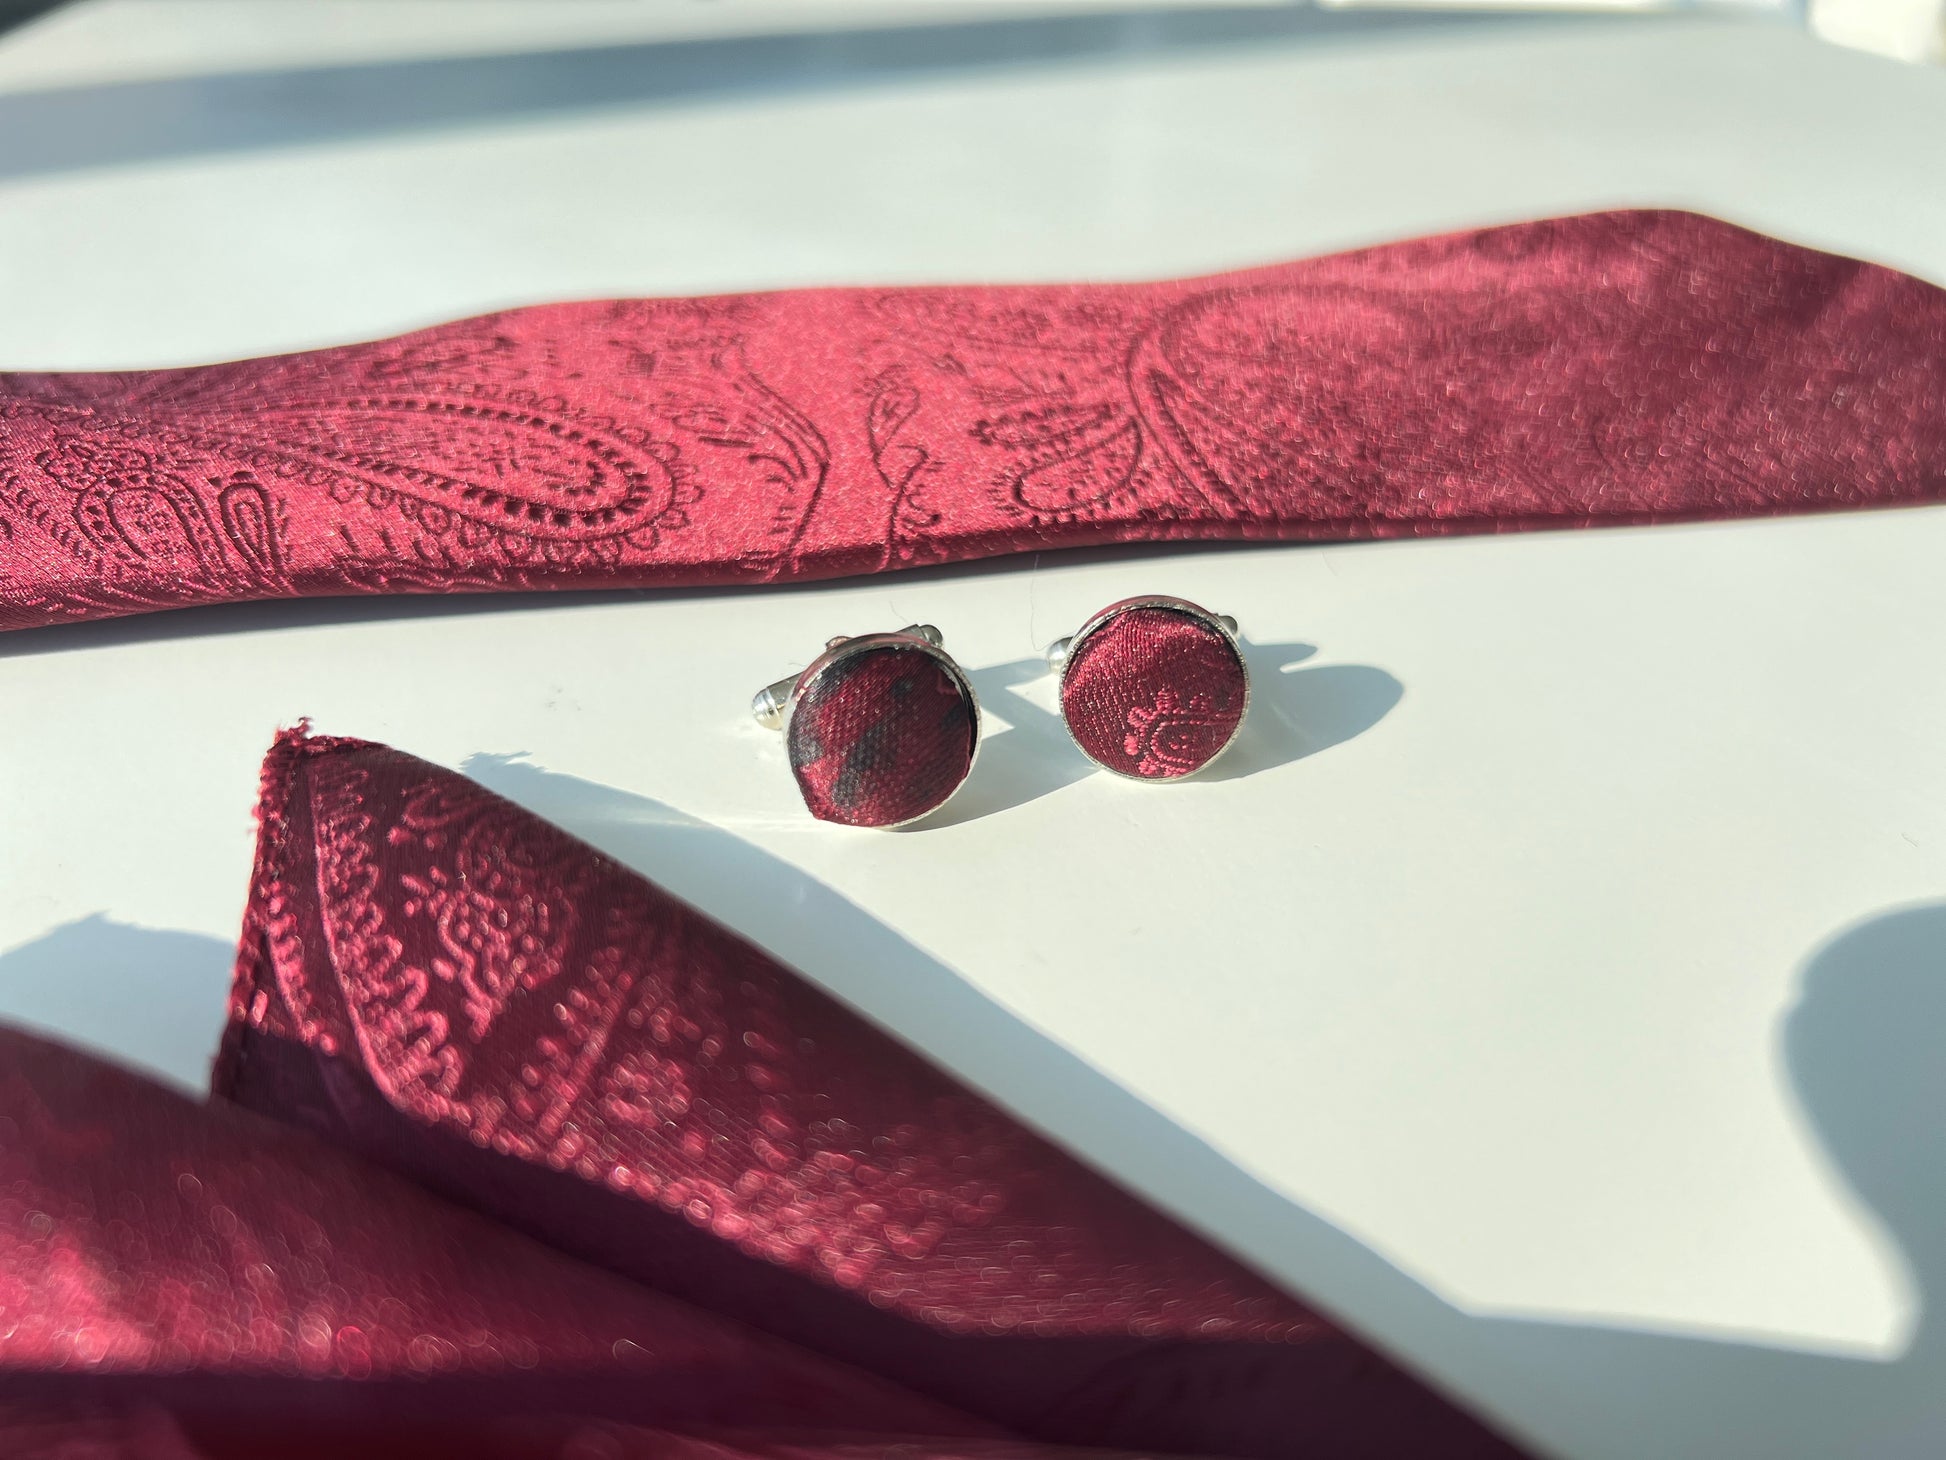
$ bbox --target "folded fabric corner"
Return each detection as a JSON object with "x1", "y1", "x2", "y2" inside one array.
[
  {"x1": 215, "y1": 727, "x2": 1532, "y2": 1459},
  {"x1": 0, "y1": 1020, "x2": 991, "y2": 1450}
]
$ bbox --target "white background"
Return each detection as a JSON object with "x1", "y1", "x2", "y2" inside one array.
[{"x1": 3, "y1": 6, "x2": 1946, "y2": 1458}]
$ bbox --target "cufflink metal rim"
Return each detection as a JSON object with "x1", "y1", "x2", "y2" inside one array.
[
  {"x1": 753, "y1": 624, "x2": 983, "y2": 829},
  {"x1": 1044, "y1": 594, "x2": 1249, "y2": 782}
]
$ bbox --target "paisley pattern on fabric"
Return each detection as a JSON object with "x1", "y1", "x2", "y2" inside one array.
[
  {"x1": 1059, "y1": 606, "x2": 1247, "y2": 778},
  {"x1": 786, "y1": 645, "x2": 977, "y2": 826},
  {"x1": 0, "y1": 1026, "x2": 983, "y2": 1439},
  {"x1": 215, "y1": 730, "x2": 1530, "y2": 1458},
  {"x1": 3, "y1": 211, "x2": 1943, "y2": 629}
]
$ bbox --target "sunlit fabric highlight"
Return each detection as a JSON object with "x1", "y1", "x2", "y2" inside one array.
[
  {"x1": 212, "y1": 728, "x2": 1530, "y2": 1458},
  {"x1": 2, "y1": 210, "x2": 1941, "y2": 630}
]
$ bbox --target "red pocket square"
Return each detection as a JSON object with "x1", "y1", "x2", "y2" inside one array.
[
  {"x1": 0, "y1": 1021, "x2": 993, "y2": 1455},
  {"x1": 214, "y1": 728, "x2": 1529, "y2": 1459}
]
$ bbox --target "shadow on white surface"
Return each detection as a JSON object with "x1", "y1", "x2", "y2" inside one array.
[
  {"x1": 0, "y1": 2, "x2": 59, "y2": 43},
  {"x1": 0, "y1": 3, "x2": 1561, "y2": 181},
  {"x1": 433, "y1": 757, "x2": 1946, "y2": 1459},
  {"x1": 3, "y1": 778, "x2": 1942, "y2": 1455},
  {"x1": 0, "y1": 912, "x2": 230, "y2": 1089},
  {"x1": 1206, "y1": 649, "x2": 1406, "y2": 782},
  {"x1": 931, "y1": 656, "x2": 1101, "y2": 823},
  {"x1": 930, "y1": 642, "x2": 1401, "y2": 825},
  {"x1": 1456, "y1": 904, "x2": 1946, "y2": 1459}
]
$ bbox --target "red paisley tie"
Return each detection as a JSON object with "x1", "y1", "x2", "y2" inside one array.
[{"x1": 2, "y1": 208, "x2": 1941, "y2": 632}]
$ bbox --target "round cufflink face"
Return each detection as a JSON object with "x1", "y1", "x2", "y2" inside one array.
[
  {"x1": 784, "y1": 635, "x2": 979, "y2": 828},
  {"x1": 1057, "y1": 597, "x2": 1248, "y2": 780}
]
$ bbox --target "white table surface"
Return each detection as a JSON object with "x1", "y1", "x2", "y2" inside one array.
[{"x1": 3, "y1": 6, "x2": 1946, "y2": 1458}]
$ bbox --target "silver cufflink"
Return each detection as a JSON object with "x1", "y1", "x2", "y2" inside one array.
[
  {"x1": 753, "y1": 625, "x2": 980, "y2": 828},
  {"x1": 1045, "y1": 595, "x2": 1248, "y2": 780}
]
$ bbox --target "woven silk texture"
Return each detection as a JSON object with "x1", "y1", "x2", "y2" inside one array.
[
  {"x1": 0, "y1": 1027, "x2": 993, "y2": 1458},
  {"x1": 200, "y1": 729, "x2": 1531, "y2": 1459},
  {"x1": 2, "y1": 208, "x2": 1942, "y2": 631}
]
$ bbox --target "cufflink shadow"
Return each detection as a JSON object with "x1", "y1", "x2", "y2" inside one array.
[
  {"x1": 0, "y1": 912, "x2": 232, "y2": 1092},
  {"x1": 919, "y1": 656, "x2": 1097, "y2": 828},
  {"x1": 1202, "y1": 643, "x2": 1403, "y2": 782},
  {"x1": 921, "y1": 641, "x2": 1398, "y2": 826}
]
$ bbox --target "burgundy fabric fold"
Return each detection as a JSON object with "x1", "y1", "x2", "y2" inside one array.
[
  {"x1": 0, "y1": 1024, "x2": 1002, "y2": 1454},
  {"x1": 213, "y1": 729, "x2": 1530, "y2": 1459},
  {"x1": 3, "y1": 208, "x2": 1942, "y2": 631},
  {"x1": 0, "y1": 1403, "x2": 1147, "y2": 1460}
]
